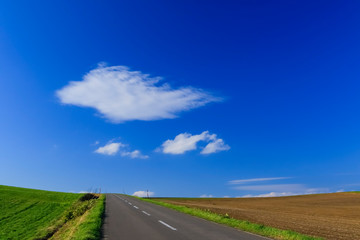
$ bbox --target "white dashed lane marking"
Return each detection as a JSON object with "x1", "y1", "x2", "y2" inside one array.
[
  {"x1": 142, "y1": 211, "x2": 151, "y2": 216},
  {"x1": 158, "y1": 220, "x2": 177, "y2": 231},
  {"x1": 116, "y1": 195, "x2": 179, "y2": 233}
]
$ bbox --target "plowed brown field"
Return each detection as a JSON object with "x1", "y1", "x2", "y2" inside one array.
[{"x1": 157, "y1": 192, "x2": 360, "y2": 240}]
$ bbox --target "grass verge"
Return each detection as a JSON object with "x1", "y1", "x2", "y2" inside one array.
[
  {"x1": 64, "y1": 194, "x2": 105, "y2": 240},
  {"x1": 139, "y1": 198, "x2": 323, "y2": 240},
  {"x1": 49, "y1": 194, "x2": 105, "y2": 240}
]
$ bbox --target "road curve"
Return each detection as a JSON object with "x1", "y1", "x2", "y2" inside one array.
[{"x1": 102, "y1": 194, "x2": 271, "y2": 240}]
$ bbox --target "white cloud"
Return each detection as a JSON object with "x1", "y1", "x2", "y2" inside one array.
[
  {"x1": 234, "y1": 184, "x2": 307, "y2": 192},
  {"x1": 133, "y1": 190, "x2": 154, "y2": 197},
  {"x1": 240, "y1": 189, "x2": 328, "y2": 198},
  {"x1": 201, "y1": 139, "x2": 230, "y2": 154},
  {"x1": 234, "y1": 184, "x2": 329, "y2": 196},
  {"x1": 228, "y1": 177, "x2": 291, "y2": 185},
  {"x1": 56, "y1": 65, "x2": 220, "y2": 123},
  {"x1": 94, "y1": 142, "x2": 123, "y2": 155},
  {"x1": 200, "y1": 194, "x2": 214, "y2": 198},
  {"x1": 241, "y1": 192, "x2": 297, "y2": 198},
  {"x1": 230, "y1": 177, "x2": 328, "y2": 198},
  {"x1": 161, "y1": 131, "x2": 229, "y2": 155},
  {"x1": 121, "y1": 150, "x2": 149, "y2": 159},
  {"x1": 162, "y1": 131, "x2": 212, "y2": 154},
  {"x1": 95, "y1": 141, "x2": 148, "y2": 159}
]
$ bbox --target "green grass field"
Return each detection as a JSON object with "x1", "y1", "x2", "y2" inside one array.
[{"x1": 0, "y1": 185, "x2": 105, "y2": 240}]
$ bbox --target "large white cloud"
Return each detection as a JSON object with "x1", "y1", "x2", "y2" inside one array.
[
  {"x1": 56, "y1": 65, "x2": 220, "y2": 123},
  {"x1": 133, "y1": 190, "x2": 154, "y2": 197},
  {"x1": 160, "y1": 131, "x2": 230, "y2": 154}
]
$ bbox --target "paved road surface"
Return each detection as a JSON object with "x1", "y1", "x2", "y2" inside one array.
[{"x1": 102, "y1": 194, "x2": 271, "y2": 240}]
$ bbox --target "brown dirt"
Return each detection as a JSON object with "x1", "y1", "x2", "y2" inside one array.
[{"x1": 157, "y1": 192, "x2": 360, "y2": 240}]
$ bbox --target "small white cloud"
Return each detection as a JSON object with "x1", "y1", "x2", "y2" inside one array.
[
  {"x1": 228, "y1": 177, "x2": 291, "y2": 185},
  {"x1": 234, "y1": 184, "x2": 307, "y2": 192},
  {"x1": 242, "y1": 192, "x2": 297, "y2": 198},
  {"x1": 56, "y1": 65, "x2": 220, "y2": 123},
  {"x1": 231, "y1": 177, "x2": 328, "y2": 197},
  {"x1": 240, "y1": 189, "x2": 328, "y2": 198},
  {"x1": 200, "y1": 194, "x2": 213, "y2": 198},
  {"x1": 121, "y1": 150, "x2": 149, "y2": 159},
  {"x1": 201, "y1": 139, "x2": 230, "y2": 154},
  {"x1": 94, "y1": 141, "x2": 148, "y2": 159},
  {"x1": 133, "y1": 190, "x2": 154, "y2": 197},
  {"x1": 160, "y1": 131, "x2": 229, "y2": 155},
  {"x1": 94, "y1": 142, "x2": 123, "y2": 155},
  {"x1": 161, "y1": 131, "x2": 212, "y2": 154}
]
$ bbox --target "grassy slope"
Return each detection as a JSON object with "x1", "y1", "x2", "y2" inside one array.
[
  {"x1": 0, "y1": 185, "x2": 105, "y2": 240},
  {"x1": 68, "y1": 194, "x2": 105, "y2": 240},
  {"x1": 0, "y1": 185, "x2": 80, "y2": 240},
  {"x1": 51, "y1": 194, "x2": 105, "y2": 240},
  {"x1": 140, "y1": 197, "x2": 322, "y2": 240}
]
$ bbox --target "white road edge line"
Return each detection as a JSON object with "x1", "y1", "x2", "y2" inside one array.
[
  {"x1": 133, "y1": 206, "x2": 139, "y2": 209},
  {"x1": 158, "y1": 220, "x2": 177, "y2": 231},
  {"x1": 142, "y1": 211, "x2": 151, "y2": 216}
]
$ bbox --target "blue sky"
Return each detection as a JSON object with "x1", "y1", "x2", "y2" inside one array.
[{"x1": 1, "y1": 0, "x2": 360, "y2": 197}]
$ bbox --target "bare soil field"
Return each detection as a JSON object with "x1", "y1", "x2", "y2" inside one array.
[{"x1": 157, "y1": 192, "x2": 360, "y2": 240}]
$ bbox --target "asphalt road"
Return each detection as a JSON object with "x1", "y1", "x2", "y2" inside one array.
[{"x1": 102, "y1": 194, "x2": 271, "y2": 240}]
